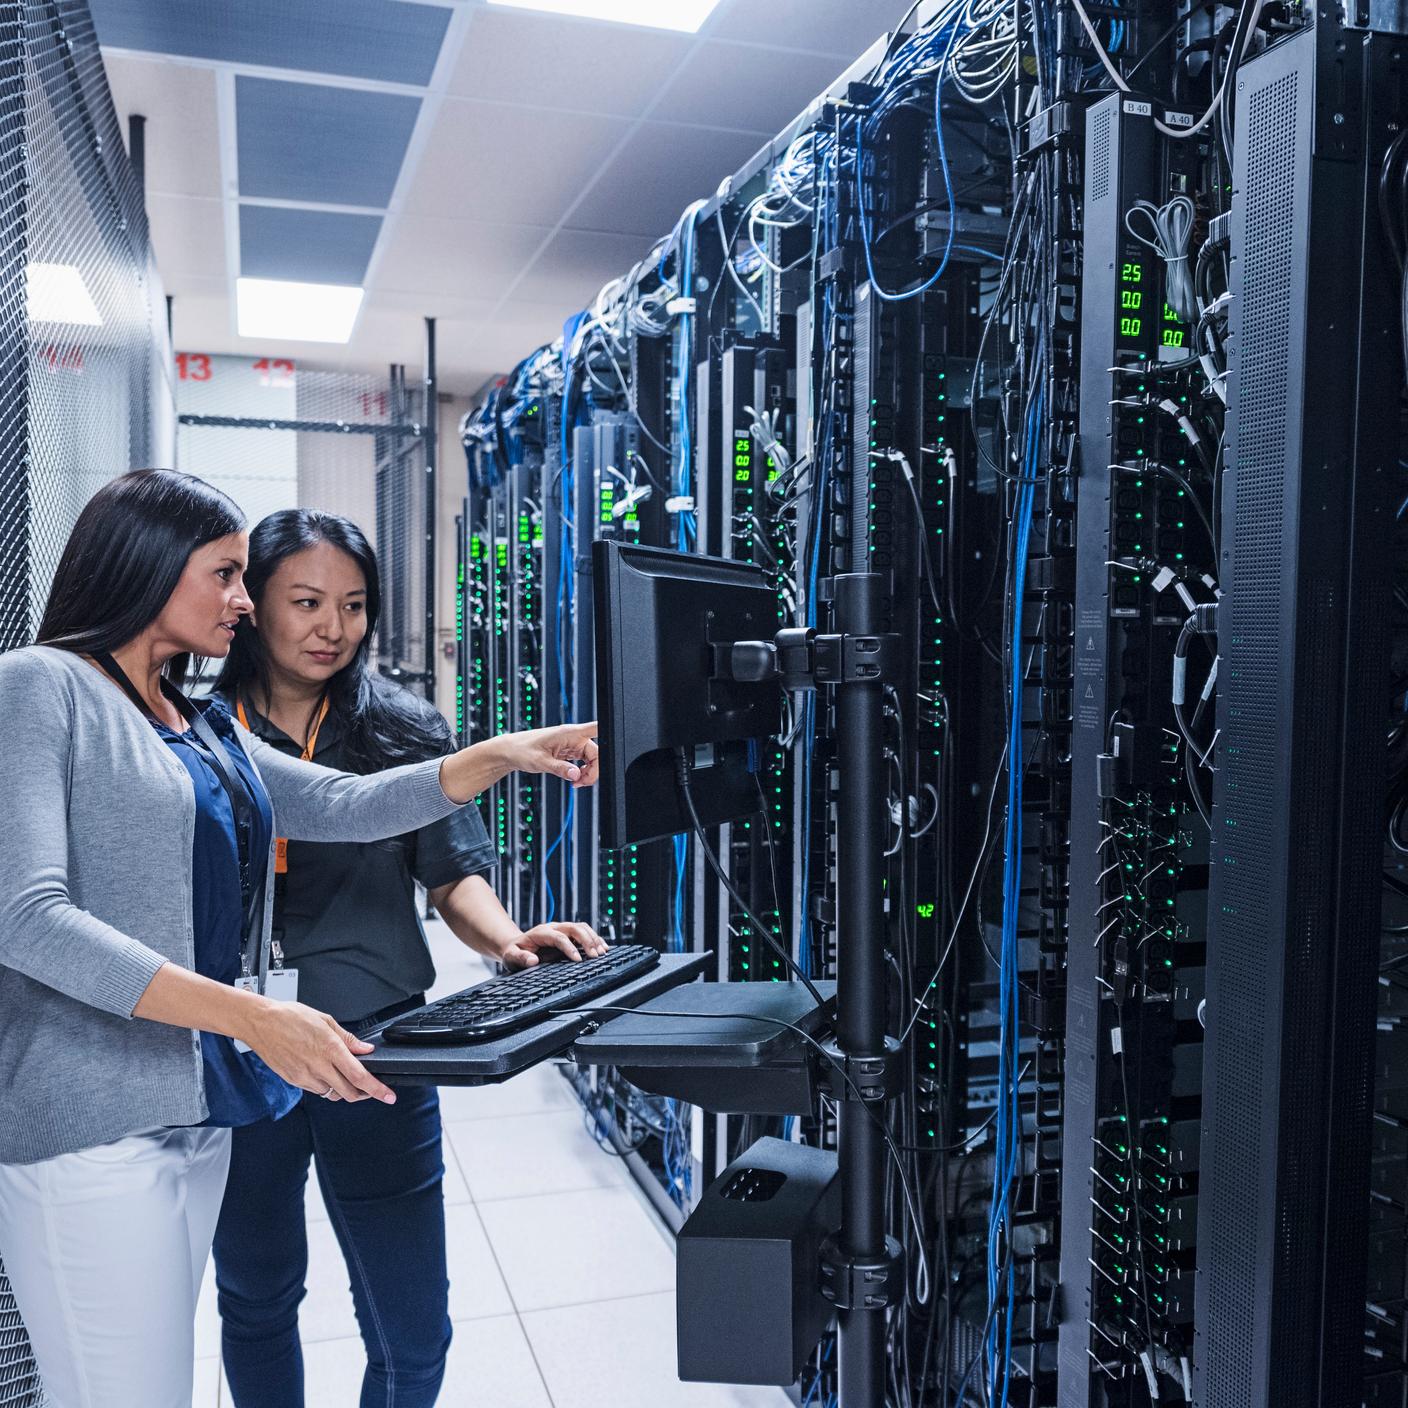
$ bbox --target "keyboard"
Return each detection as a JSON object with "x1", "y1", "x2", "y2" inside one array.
[{"x1": 380, "y1": 945, "x2": 661, "y2": 1045}]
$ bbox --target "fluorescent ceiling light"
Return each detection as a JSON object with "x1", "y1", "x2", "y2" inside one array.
[
  {"x1": 27, "y1": 263, "x2": 101, "y2": 326},
  {"x1": 236, "y1": 278, "x2": 364, "y2": 344},
  {"x1": 485, "y1": 0, "x2": 723, "y2": 33}
]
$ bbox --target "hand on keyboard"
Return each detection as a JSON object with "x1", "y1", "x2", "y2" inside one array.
[
  {"x1": 381, "y1": 946, "x2": 659, "y2": 1045},
  {"x1": 501, "y1": 921, "x2": 609, "y2": 969}
]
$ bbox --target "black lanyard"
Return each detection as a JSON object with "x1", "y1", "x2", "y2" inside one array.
[{"x1": 96, "y1": 653, "x2": 265, "y2": 959}]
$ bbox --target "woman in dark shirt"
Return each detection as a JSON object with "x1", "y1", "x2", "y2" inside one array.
[{"x1": 210, "y1": 510, "x2": 605, "y2": 1408}]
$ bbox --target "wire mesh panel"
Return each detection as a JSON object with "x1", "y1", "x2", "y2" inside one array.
[
  {"x1": 0, "y1": 0, "x2": 174, "y2": 651},
  {"x1": 374, "y1": 368, "x2": 432, "y2": 695},
  {"x1": 295, "y1": 369, "x2": 383, "y2": 541},
  {"x1": 0, "y1": 3, "x2": 175, "y2": 1403},
  {"x1": 175, "y1": 360, "x2": 434, "y2": 698}
]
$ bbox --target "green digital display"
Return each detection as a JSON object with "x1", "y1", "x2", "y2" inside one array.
[
  {"x1": 734, "y1": 434, "x2": 752, "y2": 484},
  {"x1": 1160, "y1": 298, "x2": 1188, "y2": 353},
  {"x1": 1118, "y1": 258, "x2": 1145, "y2": 344}
]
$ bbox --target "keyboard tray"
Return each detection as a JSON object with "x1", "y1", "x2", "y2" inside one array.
[{"x1": 361, "y1": 951, "x2": 711, "y2": 1086}]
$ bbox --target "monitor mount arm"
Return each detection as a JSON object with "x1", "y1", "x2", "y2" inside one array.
[{"x1": 712, "y1": 622, "x2": 902, "y2": 694}]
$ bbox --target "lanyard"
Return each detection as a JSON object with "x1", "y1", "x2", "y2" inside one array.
[
  {"x1": 236, "y1": 696, "x2": 328, "y2": 877},
  {"x1": 95, "y1": 652, "x2": 265, "y2": 975}
]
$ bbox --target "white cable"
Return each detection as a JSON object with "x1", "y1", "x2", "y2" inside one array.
[
  {"x1": 1126, "y1": 197, "x2": 1198, "y2": 322},
  {"x1": 1068, "y1": 0, "x2": 1265, "y2": 138}
]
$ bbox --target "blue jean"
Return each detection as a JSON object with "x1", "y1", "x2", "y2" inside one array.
[{"x1": 213, "y1": 1083, "x2": 452, "y2": 1408}]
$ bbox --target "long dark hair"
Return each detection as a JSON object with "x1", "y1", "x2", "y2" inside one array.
[
  {"x1": 212, "y1": 509, "x2": 444, "y2": 773},
  {"x1": 38, "y1": 468, "x2": 246, "y2": 686}
]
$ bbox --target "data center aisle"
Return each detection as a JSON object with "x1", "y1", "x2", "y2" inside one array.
[{"x1": 194, "y1": 919, "x2": 789, "y2": 1407}]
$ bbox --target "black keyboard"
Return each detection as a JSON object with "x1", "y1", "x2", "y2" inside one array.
[{"x1": 379, "y1": 945, "x2": 661, "y2": 1045}]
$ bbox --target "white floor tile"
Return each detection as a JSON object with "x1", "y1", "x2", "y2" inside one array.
[
  {"x1": 477, "y1": 1186, "x2": 676, "y2": 1312},
  {"x1": 445, "y1": 1203, "x2": 515, "y2": 1322},
  {"x1": 305, "y1": 1172, "x2": 329, "y2": 1224},
  {"x1": 445, "y1": 1109, "x2": 630, "y2": 1203},
  {"x1": 291, "y1": 1334, "x2": 369, "y2": 1406},
  {"x1": 299, "y1": 1217, "x2": 361, "y2": 1343},
  {"x1": 438, "y1": 1061, "x2": 577, "y2": 1123},
  {"x1": 521, "y1": 1292, "x2": 792, "y2": 1408},
  {"x1": 277, "y1": 1317, "x2": 555, "y2": 1408},
  {"x1": 195, "y1": 1257, "x2": 221, "y2": 1360},
  {"x1": 194, "y1": 1354, "x2": 221, "y2": 1408},
  {"x1": 437, "y1": 1314, "x2": 554, "y2": 1407}
]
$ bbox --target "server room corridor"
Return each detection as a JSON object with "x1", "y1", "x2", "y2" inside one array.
[{"x1": 188, "y1": 918, "x2": 790, "y2": 1408}]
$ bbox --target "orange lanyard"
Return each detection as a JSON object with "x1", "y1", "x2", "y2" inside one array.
[{"x1": 238, "y1": 696, "x2": 329, "y2": 874}]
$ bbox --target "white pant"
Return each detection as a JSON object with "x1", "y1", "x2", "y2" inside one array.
[{"x1": 0, "y1": 1125, "x2": 231, "y2": 1408}]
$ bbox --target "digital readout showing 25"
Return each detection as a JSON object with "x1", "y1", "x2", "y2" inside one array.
[{"x1": 1117, "y1": 258, "x2": 1187, "y2": 350}]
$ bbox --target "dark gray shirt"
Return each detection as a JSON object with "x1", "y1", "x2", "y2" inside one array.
[{"x1": 231, "y1": 690, "x2": 497, "y2": 1023}]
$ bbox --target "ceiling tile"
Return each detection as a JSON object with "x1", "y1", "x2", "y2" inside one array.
[
  {"x1": 652, "y1": 40, "x2": 850, "y2": 134},
  {"x1": 89, "y1": 0, "x2": 451, "y2": 86},
  {"x1": 446, "y1": 8, "x2": 691, "y2": 118},
  {"x1": 408, "y1": 101, "x2": 630, "y2": 225},
  {"x1": 102, "y1": 56, "x2": 222, "y2": 199},
  {"x1": 568, "y1": 122, "x2": 766, "y2": 237},
  {"x1": 236, "y1": 77, "x2": 421, "y2": 208},
  {"x1": 473, "y1": 299, "x2": 577, "y2": 350},
  {"x1": 239, "y1": 206, "x2": 383, "y2": 284},
  {"x1": 375, "y1": 217, "x2": 552, "y2": 301},
  {"x1": 509, "y1": 227, "x2": 657, "y2": 307},
  {"x1": 703, "y1": 0, "x2": 898, "y2": 57},
  {"x1": 170, "y1": 292, "x2": 235, "y2": 352},
  {"x1": 370, "y1": 288, "x2": 501, "y2": 324},
  {"x1": 146, "y1": 193, "x2": 227, "y2": 281}
]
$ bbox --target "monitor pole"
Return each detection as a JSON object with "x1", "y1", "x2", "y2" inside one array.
[
  {"x1": 717, "y1": 572, "x2": 907, "y2": 1407},
  {"x1": 818, "y1": 572, "x2": 905, "y2": 1408}
]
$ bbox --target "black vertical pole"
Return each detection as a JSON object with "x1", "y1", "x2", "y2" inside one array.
[
  {"x1": 127, "y1": 112, "x2": 145, "y2": 191},
  {"x1": 833, "y1": 571, "x2": 888, "y2": 1408},
  {"x1": 423, "y1": 316, "x2": 437, "y2": 703}
]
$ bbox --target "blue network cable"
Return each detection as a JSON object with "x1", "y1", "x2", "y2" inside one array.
[
  {"x1": 799, "y1": 1337, "x2": 835, "y2": 1408},
  {"x1": 985, "y1": 386, "x2": 1043, "y2": 1407},
  {"x1": 857, "y1": 16, "x2": 965, "y2": 303},
  {"x1": 544, "y1": 326, "x2": 585, "y2": 925},
  {"x1": 665, "y1": 204, "x2": 705, "y2": 947}
]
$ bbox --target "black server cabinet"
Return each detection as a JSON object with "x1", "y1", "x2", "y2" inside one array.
[
  {"x1": 1194, "y1": 24, "x2": 1400, "y2": 1408},
  {"x1": 1060, "y1": 92, "x2": 1208, "y2": 1402}
]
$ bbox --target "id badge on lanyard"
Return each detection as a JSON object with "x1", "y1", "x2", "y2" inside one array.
[
  {"x1": 237, "y1": 697, "x2": 328, "y2": 877},
  {"x1": 229, "y1": 696, "x2": 327, "y2": 1045}
]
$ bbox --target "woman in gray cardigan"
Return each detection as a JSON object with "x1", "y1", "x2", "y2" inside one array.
[{"x1": 0, "y1": 470, "x2": 598, "y2": 1408}]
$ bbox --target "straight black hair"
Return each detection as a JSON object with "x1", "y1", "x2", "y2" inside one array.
[
  {"x1": 212, "y1": 509, "x2": 444, "y2": 773},
  {"x1": 37, "y1": 468, "x2": 246, "y2": 687}
]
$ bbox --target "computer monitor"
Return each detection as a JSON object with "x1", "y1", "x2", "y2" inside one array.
[{"x1": 592, "y1": 540, "x2": 782, "y2": 849}]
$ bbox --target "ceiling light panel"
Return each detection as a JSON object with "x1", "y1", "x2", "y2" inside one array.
[
  {"x1": 236, "y1": 278, "x2": 364, "y2": 343},
  {"x1": 485, "y1": 0, "x2": 723, "y2": 34}
]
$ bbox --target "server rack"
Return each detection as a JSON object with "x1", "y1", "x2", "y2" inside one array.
[{"x1": 1195, "y1": 20, "x2": 1403, "y2": 1407}]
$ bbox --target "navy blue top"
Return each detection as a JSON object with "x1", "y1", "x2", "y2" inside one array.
[{"x1": 154, "y1": 699, "x2": 299, "y2": 1128}]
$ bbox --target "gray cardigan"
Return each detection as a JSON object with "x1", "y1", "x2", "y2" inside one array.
[{"x1": 0, "y1": 645, "x2": 462, "y2": 1163}]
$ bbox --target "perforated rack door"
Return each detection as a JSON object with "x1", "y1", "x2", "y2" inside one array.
[{"x1": 1196, "y1": 25, "x2": 1397, "y2": 1408}]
